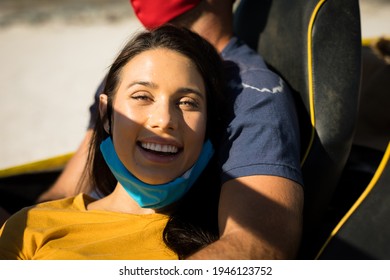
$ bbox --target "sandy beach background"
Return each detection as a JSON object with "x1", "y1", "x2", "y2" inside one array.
[{"x1": 0, "y1": 0, "x2": 389, "y2": 169}]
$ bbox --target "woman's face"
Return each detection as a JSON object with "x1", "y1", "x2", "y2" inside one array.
[{"x1": 100, "y1": 48, "x2": 207, "y2": 184}]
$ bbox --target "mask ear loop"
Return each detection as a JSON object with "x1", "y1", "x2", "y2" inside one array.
[{"x1": 106, "y1": 99, "x2": 113, "y2": 136}]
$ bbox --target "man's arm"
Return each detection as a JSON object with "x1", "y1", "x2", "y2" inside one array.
[
  {"x1": 37, "y1": 129, "x2": 93, "y2": 202},
  {"x1": 2, "y1": 130, "x2": 93, "y2": 225},
  {"x1": 188, "y1": 175, "x2": 304, "y2": 259}
]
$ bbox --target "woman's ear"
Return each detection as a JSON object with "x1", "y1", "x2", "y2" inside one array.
[{"x1": 99, "y1": 94, "x2": 110, "y2": 134}]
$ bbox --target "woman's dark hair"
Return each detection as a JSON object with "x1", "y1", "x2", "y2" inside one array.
[{"x1": 82, "y1": 25, "x2": 226, "y2": 259}]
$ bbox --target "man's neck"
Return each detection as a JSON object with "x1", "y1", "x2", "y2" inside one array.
[
  {"x1": 190, "y1": 17, "x2": 233, "y2": 53},
  {"x1": 171, "y1": 0, "x2": 234, "y2": 53}
]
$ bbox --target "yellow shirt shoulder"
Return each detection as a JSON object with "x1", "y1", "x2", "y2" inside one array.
[{"x1": 0, "y1": 194, "x2": 177, "y2": 260}]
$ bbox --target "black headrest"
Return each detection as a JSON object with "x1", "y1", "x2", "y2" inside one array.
[{"x1": 234, "y1": 0, "x2": 362, "y2": 238}]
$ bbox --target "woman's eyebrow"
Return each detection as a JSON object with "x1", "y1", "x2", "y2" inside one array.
[
  {"x1": 127, "y1": 80, "x2": 158, "y2": 89},
  {"x1": 126, "y1": 81, "x2": 205, "y2": 99}
]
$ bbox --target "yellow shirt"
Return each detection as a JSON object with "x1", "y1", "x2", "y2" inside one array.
[{"x1": 0, "y1": 194, "x2": 177, "y2": 260}]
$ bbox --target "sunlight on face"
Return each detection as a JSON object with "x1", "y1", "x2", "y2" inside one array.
[{"x1": 104, "y1": 48, "x2": 207, "y2": 184}]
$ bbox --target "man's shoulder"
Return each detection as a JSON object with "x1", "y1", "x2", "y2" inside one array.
[
  {"x1": 222, "y1": 37, "x2": 268, "y2": 70},
  {"x1": 222, "y1": 37, "x2": 283, "y2": 87}
]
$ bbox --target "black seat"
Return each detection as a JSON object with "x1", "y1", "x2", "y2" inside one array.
[
  {"x1": 234, "y1": 0, "x2": 362, "y2": 258},
  {"x1": 317, "y1": 143, "x2": 390, "y2": 259}
]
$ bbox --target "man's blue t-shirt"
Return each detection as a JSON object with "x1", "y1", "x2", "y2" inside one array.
[
  {"x1": 89, "y1": 36, "x2": 303, "y2": 186},
  {"x1": 219, "y1": 37, "x2": 303, "y2": 185}
]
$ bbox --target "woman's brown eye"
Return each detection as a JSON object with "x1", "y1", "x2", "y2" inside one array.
[
  {"x1": 131, "y1": 94, "x2": 153, "y2": 103},
  {"x1": 178, "y1": 99, "x2": 199, "y2": 110}
]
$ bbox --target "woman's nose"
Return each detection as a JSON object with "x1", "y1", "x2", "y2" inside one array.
[{"x1": 147, "y1": 102, "x2": 178, "y2": 131}]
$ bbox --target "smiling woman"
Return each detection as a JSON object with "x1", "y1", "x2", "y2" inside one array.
[
  {"x1": 0, "y1": 25, "x2": 226, "y2": 260},
  {"x1": 100, "y1": 48, "x2": 208, "y2": 185}
]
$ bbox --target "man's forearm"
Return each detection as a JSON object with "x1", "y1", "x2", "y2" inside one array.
[
  {"x1": 187, "y1": 230, "x2": 283, "y2": 260},
  {"x1": 188, "y1": 175, "x2": 304, "y2": 259},
  {"x1": 37, "y1": 129, "x2": 93, "y2": 202}
]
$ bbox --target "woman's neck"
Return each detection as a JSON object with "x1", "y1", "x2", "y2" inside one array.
[{"x1": 87, "y1": 184, "x2": 156, "y2": 215}]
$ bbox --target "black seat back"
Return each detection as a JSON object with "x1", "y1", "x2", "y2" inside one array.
[{"x1": 234, "y1": 0, "x2": 362, "y2": 255}]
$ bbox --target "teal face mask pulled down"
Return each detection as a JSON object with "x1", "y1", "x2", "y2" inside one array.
[{"x1": 100, "y1": 137, "x2": 214, "y2": 209}]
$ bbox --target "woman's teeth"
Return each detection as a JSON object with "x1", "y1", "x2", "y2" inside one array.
[{"x1": 141, "y1": 142, "x2": 179, "y2": 154}]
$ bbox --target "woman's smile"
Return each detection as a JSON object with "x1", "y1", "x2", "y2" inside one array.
[{"x1": 137, "y1": 138, "x2": 183, "y2": 164}]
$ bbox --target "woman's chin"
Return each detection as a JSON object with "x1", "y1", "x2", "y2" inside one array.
[{"x1": 136, "y1": 173, "x2": 176, "y2": 185}]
